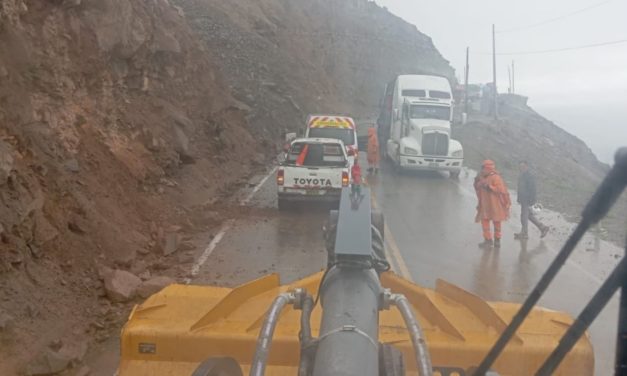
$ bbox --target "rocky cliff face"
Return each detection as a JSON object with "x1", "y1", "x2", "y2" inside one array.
[
  {"x1": 0, "y1": 1, "x2": 456, "y2": 371},
  {"x1": 175, "y1": 0, "x2": 455, "y2": 137},
  {"x1": 0, "y1": 0, "x2": 262, "y2": 373}
]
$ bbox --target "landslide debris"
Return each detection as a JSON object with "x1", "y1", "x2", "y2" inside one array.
[
  {"x1": 1, "y1": 1, "x2": 456, "y2": 372},
  {"x1": 0, "y1": 0, "x2": 264, "y2": 374}
]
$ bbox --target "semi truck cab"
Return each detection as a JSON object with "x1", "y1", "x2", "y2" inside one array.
[{"x1": 386, "y1": 75, "x2": 463, "y2": 177}]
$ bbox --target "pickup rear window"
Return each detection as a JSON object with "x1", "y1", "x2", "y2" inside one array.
[
  {"x1": 287, "y1": 143, "x2": 347, "y2": 167},
  {"x1": 307, "y1": 128, "x2": 355, "y2": 146}
]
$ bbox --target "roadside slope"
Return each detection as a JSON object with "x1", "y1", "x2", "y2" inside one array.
[
  {"x1": 0, "y1": 0, "x2": 262, "y2": 373},
  {"x1": 0, "y1": 2, "x2": 456, "y2": 371},
  {"x1": 456, "y1": 95, "x2": 624, "y2": 242},
  {"x1": 175, "y1": 0, "x2": 455, "y2": 138}
]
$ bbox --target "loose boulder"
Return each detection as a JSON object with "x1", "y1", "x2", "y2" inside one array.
[
  {"x1": 25, "y1": 349, "x2": 71, "y2": 375},
  {"x1": 162, "y1": 231, "x2": 181, "y2": 255},
  {"x1": 25, "y1": 339, "x2": 88, "y2": 375},
  {"x1": 103, "y1": 270, "x2": 141, "y2": 302}
]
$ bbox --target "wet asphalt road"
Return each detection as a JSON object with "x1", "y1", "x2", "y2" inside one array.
[
  {"x1": 367, "y1": 163, "x2": 620, "y2": 376},
  {"x1": 89, "y1": 150, "x2": 620, "y2": 376},
  {"x1": 190, "y1": 153, "x2": 624, "y2": 375}
]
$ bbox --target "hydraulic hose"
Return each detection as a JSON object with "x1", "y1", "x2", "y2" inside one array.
[
  {"x1": 390, "y1": 294, "x2": 433, "y2": 376},
  {"x1": 249, "y1": 292, "x2": 296, "y2": 376},
  {"x1": 298, "y1": 294, "x2": 315, "y2": 376}
]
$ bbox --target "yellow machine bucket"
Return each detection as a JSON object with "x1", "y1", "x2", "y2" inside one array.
[{"x1": 118, "y1": 272, "x2": 593, "y2": 376}]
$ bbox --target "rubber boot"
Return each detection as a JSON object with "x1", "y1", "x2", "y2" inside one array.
[{"x1": 478, "y1": 239, "x2": 494, "y2": 249}]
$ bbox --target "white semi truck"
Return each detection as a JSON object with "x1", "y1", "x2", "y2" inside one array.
[{"x1": 381, "y1": 75, "x2": 463, "y2": 177}]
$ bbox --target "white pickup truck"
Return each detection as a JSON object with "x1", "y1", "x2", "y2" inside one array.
[{"x1": 277, "y1": 138, "x2": 350, "y2": 210}]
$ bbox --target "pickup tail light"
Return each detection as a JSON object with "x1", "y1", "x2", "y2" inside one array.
[
  {"x1": 347, "y1": 147, "x2": 356, "y2": 157},
  {"x1": 277, "y1": 169, "x2": 284, "y2": 186},
  {"x1": 342, "y1": 171, "x2": 349, "y2": 187}
]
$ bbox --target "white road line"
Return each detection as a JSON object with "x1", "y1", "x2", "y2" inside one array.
[
  {"x1": 186, "y1": 166, "x2": 277, "y2": 284},
  {"x1": 185, "y1": 219, "x2": 234, "y2": 284},
  {"x1": 240, "y1": 166, "x2": 278, "y2": 206}
]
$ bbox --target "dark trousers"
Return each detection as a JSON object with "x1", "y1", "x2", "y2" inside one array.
[{"x1": 521, "y1": 204, "x2": 545, "y2": 234}]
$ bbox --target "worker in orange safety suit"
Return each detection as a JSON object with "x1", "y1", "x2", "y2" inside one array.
[
  {"x1": 474, "y1": 160, "x2": 511, "y2": 249},
  {"x1": 367, "y1": 127, "x2": 380, "y2": 174}
]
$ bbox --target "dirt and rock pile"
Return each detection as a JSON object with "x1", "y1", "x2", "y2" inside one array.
[
  {"x1": 175, "y1": 0, "x2": 454, "y2": 138},
  {"x1": 0, "y1": 0, "x2": 456, "y2": 373},
  {"x1": 0, "y1": 0, "x2": 263, "y2": 374}
]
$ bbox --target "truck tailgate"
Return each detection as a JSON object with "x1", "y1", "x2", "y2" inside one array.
[{"x1": 283, "y1": 166, "x2": 345, "y2": 190}]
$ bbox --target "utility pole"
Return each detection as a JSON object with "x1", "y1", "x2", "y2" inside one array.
[
  {"x1": 464, "y1": 47, "x2": 470, "y2": 115},
  {"x1": 492, "y1": 24, "x2": 498, "y2": 119},
  {"x1": 508, "y1": 65, "x2": 512, "y2": 93},
  {"x1": 512, "y1": 60, "x2": 516, "y2": 94}
]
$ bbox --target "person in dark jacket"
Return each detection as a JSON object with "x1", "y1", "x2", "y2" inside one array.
[{"x1": 515, "y1": 161, "x2": 549, "y2": 239}]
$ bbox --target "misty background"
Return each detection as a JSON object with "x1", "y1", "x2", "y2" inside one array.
[{"x1": 375, "y1": 0, "x2": 627, "y2": 163}]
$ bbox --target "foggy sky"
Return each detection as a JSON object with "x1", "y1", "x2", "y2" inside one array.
[{"x1": 374, "y1": 0, "x2": 627, "y2": 162}]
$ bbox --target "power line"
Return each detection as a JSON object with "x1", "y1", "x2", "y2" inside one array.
[
  {"x1": 475, "y1": 38, "x2": 627, "y2": 56},
  {"x1": 497, "y1": 0, "x2": 616, "y2": 33}
]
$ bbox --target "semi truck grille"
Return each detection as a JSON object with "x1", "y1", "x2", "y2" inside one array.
[{"x1": 422, "y1": 133, "x2": 449, "y2": 156}]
